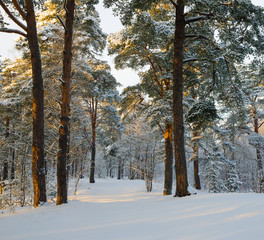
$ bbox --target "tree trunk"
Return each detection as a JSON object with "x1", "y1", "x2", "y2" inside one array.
[
  {"x1": 89, "y1": 98, "x2": 97, "y2": 183},
  {"x1": 25, "y1": 0, "x2": 46, "y2": 207},
  {"x1": 3, "y1": 117, "x2": 9, "y2": 181},
  {"x1": 193, "y1": 130, "x2": 201, "y2": 190},
  {"x1": 117, "y1": 158, "x2": 121, "y2": 180},
  {"x1": 173, "y1": 2, "x2": 189, "y2": 197},
  {"x1": 253, "y1": 110, "x2": 264, "y2": 193},
  {"x1": 90, "y1": 103, "x2": 97, "y2": 183},
  {"x1": 57, "y1": 0, "x2": 75, "y2": 205},
  {"x1": 163, "y1": 121, "x2": 173, "y2": 195},
  {"x1": 67, "y1": 123, "x2": 71, "y2": 184},
  {"x1": 110, "y1": 158, "x2": 113, "y2": 178},
  {"x1": 11, "y1": 143, "x2": 15, "y2": 180}
]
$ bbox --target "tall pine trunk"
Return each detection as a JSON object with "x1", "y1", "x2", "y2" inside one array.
[
  {"x1": 57, "y1": 0, "x2": 75, "y2": 205},
  {"x1": 90, "y1": 99, "x2": 97, "y2": 183},
  {"x1": 11, "y1": 127, "x2": 15, "y2": 180},
  {"x1": 25, "y1": 0, "x2": 46, "y2": 207},
  {"x1": 3, "y1": 117, "x2": 9, "y2": 181},
  {"x1": 193, "y1": 130, "x2": 201, "y2": 189},
  {"x1": 253, "y1": 109, "x2": 264, "y2": 193},
  {"x1": 117, "y1": 158, "x2": 122, "y2": 180},
  {"x1": 163, "y1": 121, "x2": 173, "y2": 195},
  {"x1": 173, "y1": 2, "x2": 189, "y2": 197}
]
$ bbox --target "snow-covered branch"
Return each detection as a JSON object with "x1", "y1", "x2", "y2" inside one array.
[
  {"x1": 185, "y1": 34, "x2": 209, "y2": 41},
  {"x1": 0, "y1": 0, "x2": 27, "y2": 31},
  {"x1": 0, "y1": 28, "x2": 27, "y2": 37},
  {"x1": 12, "y1": 0, "x2": 26, "y2": 21}
]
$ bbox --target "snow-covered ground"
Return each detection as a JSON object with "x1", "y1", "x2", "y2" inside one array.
[{"x1": 1, "y1": 179, "x2": 264, "y2": 240}]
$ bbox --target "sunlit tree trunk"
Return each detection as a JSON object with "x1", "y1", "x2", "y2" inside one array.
[
  {"x1": 25, "y1": 0, "x2": 46, "y2": 207},
  {"x1": 57, "y1": 0, "x2": 75, "y2": 205},
  {"x1": 163, "y1": 121, "x2": 173, "y2": 195},
  {"x1": 173, "y1": 2, "x2": 189, "y2": 197},
  {"x1": 253, "y1": 109, "x2": 264, "y2": 193}
]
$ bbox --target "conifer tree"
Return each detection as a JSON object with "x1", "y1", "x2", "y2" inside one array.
[
  {"x1": 56, "y1": 0, "x2": 75, "y2": 205},
  {"x1": 108, "y1": 6, "x2": 175, "y2": 195},
  {"x1": 104, "y1": 0, "x2": 264, "y2": 197},
  {"x1": 0, "y1": 0, "x2": 46, "y2": 206}
]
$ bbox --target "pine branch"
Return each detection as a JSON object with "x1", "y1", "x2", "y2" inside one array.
[
  {"x1": 57, "y1": 15, "x2": 67, "y2": 31},
  {"x1": 258, "y1": 121, "x2": 264, "y2": 130},
  {"x1": 168, "y1": 0, "x2": 178, "y2": 8},
  {"x1": 156, "y1": 121, "x2": 165, "y2": 135},
  {"x1": 12, "y1": 0, "x2": 26, "y2": 21},
  {"x1": 185, "y1": 34, "x2": 210, "y2": 41},
  {"x1": 63, "y1": 0, "x2": 69, "y2": 13},
  {"x1": 185, "y1": 16, "x2": 209, "y2": 24},
  {"x1": 59, "y1": 77, "x2": 65, "y2": 84},
  {"x1": 83, "y1": 127, "x2": 93, "y2": 147},
  {"x1": 0, "y1": 28, "x2": 26, "y2": 37},
  {"x1": 183, "y1": 58, "x2": 199, "y2": 63},
  {"x1": 0, "y1": 0, "x2": 27, "y2": 31}
]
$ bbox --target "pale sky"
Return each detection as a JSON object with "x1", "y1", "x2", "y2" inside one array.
[{"x1": 0, "y1": 0, "x2": 263, "y2": 91}]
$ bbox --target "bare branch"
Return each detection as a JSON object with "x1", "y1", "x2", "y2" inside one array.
[
  {"x1": 183, "y1": 58, "x2": 199, "y2": 64},
  {"x1": 57, "y1": 15, "x2": 67, "y2": 31},
  {"x1": 258, "y1": 121, "x2": 264, "y2": 130},
  {"x1": 196, "y1": 12, "x2": 214, "y2": 17},
  {"x1": 83, "y1": 127, "x2": 93, "y2": 147},
  {"x1": 168, "y1": 0, "x2": 178, "y2": 8},
  {"x1": 0, "y1": 0, "x2": 27, "y2": 31},
  {"x1": 220, "y1": 2, "x2": 232, "y2": 6},
  {"x1": 0, "y1": 28, "x2": 26, "y2": 37},
  {"x1": 56, "y1": 100, "x2": 62, "y2": 107},
  {"x1": 63, "y1": 0, "x2": 69, "y2": 13},
  {"x1": 12, "y1": 0, "x2": 26, "y2": 21},
  {"x1": 156, "y1": 121, "x2": 165, "y2": 135},
  {"x1": 185, "y1": 16, "x2": 209, "y2": 24},
  {"x1": 59, "y1": 77, "x2": 65, "y2": 84},
  {"x1": 185, "y1": 34, "x2": 210, "y2": 41}
]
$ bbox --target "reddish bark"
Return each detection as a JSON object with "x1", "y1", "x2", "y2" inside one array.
[
  {"x1": 172, "y1": 2, "x2": 189, "y2": 197},
  {"x1": 193, "y1": 130, "x2": 201, "y2": 190},
  {"x1": 163, "y1": 121, "x2": 173, "y2": 195},
  {"x1": 57, "y1": 0, "x2": 75, "y2": 205},
  {"x1": 25, "y1": 0, "x2": 46, "y2": 207},
  {"x1": 90, "y1": 98, "x2": 97, "y2": 184}
]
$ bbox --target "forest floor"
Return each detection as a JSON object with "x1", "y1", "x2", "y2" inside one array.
[{"x1": 1, "y1": 178, "x2": 264, "y2": 240}]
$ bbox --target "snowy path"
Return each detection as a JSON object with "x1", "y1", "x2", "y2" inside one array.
[{"x1": 1, "y1": 179, "x2": 264, "y2": 240}]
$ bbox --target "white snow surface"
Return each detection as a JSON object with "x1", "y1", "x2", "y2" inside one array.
[{"x1": 1, "y1": 179, "x2": 264, "y2": 240}]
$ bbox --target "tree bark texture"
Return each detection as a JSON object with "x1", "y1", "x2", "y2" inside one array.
[
  {"x1": 193, "y1": 130, "x2": 201, "y2": 190},
  {"x1": 90, "y1": 98, "x2": 97, "y2": 183},
  {"x1": 25, "y1": 0, "x2": 46, "y2": 207},
  {"x1": 117, "y1": 158, "x2": 121, "y2": 180},
  {"x1": 57, "y1": 0, "x2": 75, "y2": 205},
  {"x1": 163, "y1": 121, "x2": 173, "y2": 195},
  {"x1": 3, "y1": 117, "x2": 10, "y2": 181},
  {"x1": 253, "y1": 110, "x2": 264, "y2": 193},
  {"x1": 11, "y1": 127, "x2": 15, "y2": 180},
  {"x1": 173, "y1": 2, "x2": 189, "y2": 197}
]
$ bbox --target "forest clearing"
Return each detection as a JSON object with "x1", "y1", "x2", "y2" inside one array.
[
  {"x1": 1, "y1": 1, "x2": 264, "y2": 238},
  {"x1": 2, "y1": 178, "x2": 264, "y2": 240}
]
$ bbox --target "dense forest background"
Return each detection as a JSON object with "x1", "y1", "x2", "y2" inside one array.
[{"x1": 0, "y1": 0, "x2": 264, "y2": 210}]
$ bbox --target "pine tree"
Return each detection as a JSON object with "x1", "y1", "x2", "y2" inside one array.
[
  {"x1": 56, "y1": 0, "x2": 75, "y2": 205},
  {"x1": 0, "y1": 0, "x2": 46, "y2": 207},
  {"x1": 108, "y1": 5, "x2": 175, "y2": 195},
  {"x1": 104, "y1": 0, "x2": 264, "y2": 197}
]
